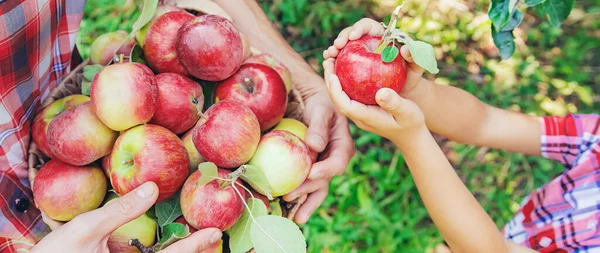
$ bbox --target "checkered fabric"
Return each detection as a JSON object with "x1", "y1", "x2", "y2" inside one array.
[
  {"x1": 504, "y1": 114, "x2": 600, "y2": 252},
  {"x1": 0, "y1": 0, "x2": 85, "y2": 252}
]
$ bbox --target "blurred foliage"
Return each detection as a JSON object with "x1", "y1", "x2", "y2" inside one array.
[{"x1": 76, "y1": 0, "x2": 599, "y2": 252}]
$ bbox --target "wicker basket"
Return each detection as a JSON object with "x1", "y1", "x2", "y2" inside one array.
[{"x1": 26, "y1": 0, "x2": 308, "y2": 248}]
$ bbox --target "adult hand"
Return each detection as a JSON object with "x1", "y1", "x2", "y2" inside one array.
[
  {"x1": 31, "y1": 182, "x2": 222, "y2": 253},
  {"x1": 283, "y1": 81, "x2": 355, "y2": 225}
]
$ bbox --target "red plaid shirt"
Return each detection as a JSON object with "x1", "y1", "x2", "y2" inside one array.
[
  {"x1": 504, "y1": 114, "x2": 600, "y2": 252},
  {"x1": 0, "y1": 0, "x2": 84, "y2": 252}
]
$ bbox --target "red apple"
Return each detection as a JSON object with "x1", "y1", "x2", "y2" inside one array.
[
  {"x1": 248, "y1": 130, "x2": 312, "y2": 197},
  {"x1": 90, "y1": 30, "x2": 136, "y2": 65},
  {"x1": 31, "y1": 94, "x2": 90, "y2": 158},
  {"x1": 176, "y1": 14, "x2": 244, "y2": 81},
  {"x1": 243, "y1": 53, "x2": 293, "y2": 93},
  {"x1": 32, "y1": 159, "x2": 107, "y2": 221},
  {"x1": 144, "y1": 10, "x2": 195, "y2": 75},
  {"x1": 335, "y1": 35, "x2": 408, "y2": 105},
  {"x1": 181, "y1": 128, "x2": 205, "y2": 174},
  {"x1": 150, "y1": 73, "x2": 204, "y2": 134},
  {"x1": 101, "y1": 154, "x2": 112, "y2": 177},
  {"x1": 136, "y1": 4, "x2": 182, "y2": 47},
  {"x1": 108, "y1": 124, "x2": 189, "y2": 202},
  {"x1": 180, "y1": 168, "x2": 245, "y2": 231},
  {"x1": 91, "y1": 62, "x2": 158, "y2": 131},
  {"x1": 192, "y1": 100, "x2": 260, "y2": 169},
  {"x1": 271, "y1": 118, "x2": 317, "y2": 163},
  {"x1": 214, "y1": 63, "x2": 287, "y2": 131},
  {"x1": 47, "y1": 101, "x2": 118, "y2": 166}
]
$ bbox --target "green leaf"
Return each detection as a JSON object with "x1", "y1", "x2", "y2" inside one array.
[
  {"x1": 82, "y1": 64, "x2": 103, "y2": 81},
  {"x1": 540, "y1": 0, "x2": 574, "y2": 27},
  {"x1": 381, "y1": 45, "x2": 399, "y2": 63},
  {"x1": 501, "y1": 9, "x2": 524, "y2": 32},
  {"x1": 492, "y1": 26, "x2": 516, "y2": 60},
  {"x1": 132, "y1": 0, "x2": 159, "y2": 31},
  {"x1": 270, "y1": 200, "x2": 283, "y2": 217},
  {"x1": 525, "y1": 0, "x2": 546, "y2": 6},
  {"x1": 250, "y1": 215, "x2": 307, "y2": 253},
  {"x1": 228, "y1": 198, "x2": 268, "y2": 253},
  {"x1": 155, "y1": 223, "x2": 191, "y2": 250},
  {"x1": 146, "y1": 205, "x2": 157, "y2": 220},
  {"x1": 488, "y1": 0, "x2": 511, "y2": 31},
  {"x1": 406, "y1": 40, "x2": 439, "y2": 74},
  {"x1": 81, "y1": 79, "x2": 92, "y2": 96},
  {"x1": 155, "y1": 194, "x2": 182, "y2": 229},
  {"x1": 197, "y1": 162, "x2": 218, "y2": 187},
  {"x1": 240, "y1": 165, "x2": 274, "y2": 200},
  {"x1": 130, "y1": 44, "x2": 146, "y2": 65}
]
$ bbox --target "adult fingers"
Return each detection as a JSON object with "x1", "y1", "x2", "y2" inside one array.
[
  {"x1": 73, "y1": 181, "x2": 159, "y2": 236},
  {"x1": 283, "y1": 179, "x2": 328, "y2": 202},
  {"x1": 294, "y1": 188, "x2": 329, "y2": 225},
  {"x1": 160, "y1": 228, "x2": 223, "y2": 253}
]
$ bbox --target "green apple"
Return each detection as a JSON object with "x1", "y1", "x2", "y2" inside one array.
[
  {"x1": 104, "y1": 192, "x2": 157, "y2": 253},
  {"x1": 271, "y1": 118, "x2": 307, "y2": 140}
]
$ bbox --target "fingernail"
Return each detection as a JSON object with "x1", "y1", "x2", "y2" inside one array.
[
  {"x1": 210, "y1": 230, "x2": 222, "y2": 244},
  {"x1": 136, "y1": 182, "x2": 155, "y2": 199},
  {"x1": 379, "y1": 90, "x2": 390, "y2": 102}
]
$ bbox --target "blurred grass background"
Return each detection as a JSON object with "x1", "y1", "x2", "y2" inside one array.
[{"x1": 75, "y1": 0, "x2": 600, "y2": 252}]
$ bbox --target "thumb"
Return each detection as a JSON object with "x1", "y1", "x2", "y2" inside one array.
[
  {"x1": 160, "y1": 228, "x2": 223, "y2": 253},
  {"x1": 375, "y1": 88, "x2": 409, "y2": 118},
  {"x1": 75, "y1": 181, "x2": 159, "y2": 236}
]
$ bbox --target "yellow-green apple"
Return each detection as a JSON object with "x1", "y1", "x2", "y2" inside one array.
[
  {"x1": 89, "y1": 30, "x2": 136, "y2": 65},
  {"x1": 32, "y1": 159, "x2": 107, "y2": 221},
  {"x1": 144, "y1": 10, "x2": 194, "y2": 75},
  {"x1": 243, "y1": 53, "x2": 293, "y2": 93},
  {"x1": 335, "y1": 35, "x2": 408, "y2": 105},
  {"x1": 176, "y1": 14, "x2": 244, "y2": 81},
  {"x1": 31, "y1": 94, "x2": 90, "y2": 158},
  {"x1": 90, "y1": 62, "x2": 158, "y2": 131},
  {"x1": 271, "y1": 118, "x2": 318, "y2": 162},
  {"x1": 192, "y1": 100, "x2": 260, "y2": 169},
  {"x1": 181, "y1": 129, "x2": 205, "y2": 174},
  {"x1": 104, "y1": 192, "x2": 157, "y2": 253},
  {"x1": 46, "y1": 101, "x2": 118, "y2": 166},
  {"x1": 174, "y1": 216, "x2": 224, "y2": 253},
  {"x1": 149, "y1": 73, "x2": 203, "y2": 134},
  {"x1": 248, "y1": 130, "x2": 312, "y2": 197},
  {"x1": 135, "y1": 4, "x2": 182, "y2": 47},
  {"x1": 180, "y1": 168, "x2": 246, "y2": 231},
  {"x1": 108, "y1": 124, "x2": 189, "y2": 202},
  {"x1": 214, "y1": 63, "x2": 287, "y2": 131}
]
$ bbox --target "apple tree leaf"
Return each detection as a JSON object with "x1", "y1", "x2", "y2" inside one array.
[
  {"x1": 525, "y1": 0, "x2": 546, "y2": 6},
  {"x1": 155, "y1": 222, "x2": 191, "y2": 250},
  {"x1": 406, "y1": 40, "x2": 439, "y2": 74},
  {"x1": 240, "y1": 165, "x2": 273, "y2": 200},
  {"x1": 130, "y1": 44, "x2": 146, "y2": 65},
  {"x1": 155, "y1": 193, "x2": 182, "y2": 229},
  {"x1": 488, "y1": 0, "x2": 512, "y2": 32},
  {"x1": 227, "y1": 198, "x2": 268, "y2": 253},
  {"x1": 491, "y1": 25, "x2": 516, "y2": 60},
  {"x1": 132, "y1": 0, "x2": 159, "y2": 31},
  {"x1": 381, "y1": 45, "x2": 399, "y2": 63},
  {"x1": 197, "y1": 162, "x2": 218, "y2": 187},
  {"x1": 540, "y1": 0, "x2": 574, "y2": 27},
  {"x1": 83, "y1": 64, "x2": 103, "y2": 81},
  {"x1": 81, "y1": 80, "x2": 92, "y2": 96},
  {"x1": 250, "y1": 215, "x2": 307, "y2": 253},
  {"x1": 501, "y1": 9, "x2": 524, "y2": 32}
]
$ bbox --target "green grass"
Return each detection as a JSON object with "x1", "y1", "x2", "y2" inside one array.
[{"x1": 76, "y1": 0, "x2": 600, "y2": 252}]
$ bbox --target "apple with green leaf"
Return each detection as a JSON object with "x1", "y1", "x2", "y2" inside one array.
[
  {"x1": 248, "y1": 130, "x2": 313, "y2": 197},
  {"x1": 104, "y1": 192, "x2": 157, "y2": 253},
  {"x1": 32, "y1": 159, "x2": 107, "y2": 221},
  {"x1": 31, "y1": 94, "x2": 90, "y2": 158},
  {"x1": 214, "y1": 63, "x2": 288, "y2": 132},
  {"x1": 150, "y1": 73, "x2": 204, "y2": 134},
  {"x1": 90, "y1": 62, "x2": 158, "y2": 131},
  {"x1": 192, "y1": 100, "x2": 260, "y2": 169},
  {"x1": 108, "y1": 124, "x2": 189, "y2": 202},
  {"x1": 46, "y1": 101, "x2": 118, "y2": 166}
]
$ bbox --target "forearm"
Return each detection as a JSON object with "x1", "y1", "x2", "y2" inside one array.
[
  {"x1": 212, "y1": 0, "x2": 324, "y2": 98},
  {"x1": 394, "y1": 129, "x2": 509, "y2": 253},
  {"x1": 403, "y1": 79, "x2": 541, "y2": 155}
]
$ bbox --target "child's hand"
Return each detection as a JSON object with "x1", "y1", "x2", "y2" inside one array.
[
  {"x1": 323, "y1": 18, "x2": 425, "y2": 96},
  {"x1": 322, "y1": 58, "x2": 426, "y2": 144}
]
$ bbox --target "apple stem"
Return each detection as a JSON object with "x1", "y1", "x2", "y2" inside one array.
[
  {"x1": 243, "y1": 77, "x2": 254, "y2": 93},
  {"x1": 197, "y1": 111, "x2": 208, "y2": 120},
  {"x1": 373, "y1": 3, "x2": 403, "y2": 54},
  {"x1": 129, "y1": 238, "x2": 156, "y2": 253}
]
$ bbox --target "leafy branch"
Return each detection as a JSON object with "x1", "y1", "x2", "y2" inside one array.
[{"x1": 488, "y1": 0, "x2": 575, "y2": 59}]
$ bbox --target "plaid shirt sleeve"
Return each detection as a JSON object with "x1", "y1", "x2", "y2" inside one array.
[{"x1": 0, "y1": 0, "x2": 85, "y2": 252}]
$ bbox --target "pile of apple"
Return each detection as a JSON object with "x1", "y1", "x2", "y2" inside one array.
[{"x1": 31, "y1": 4, "x2": 314, "y2": 252}]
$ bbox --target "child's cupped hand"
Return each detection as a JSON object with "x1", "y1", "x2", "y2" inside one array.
[
  {"x1": 322, "y1": 58, "x2": 425, "y2": 143},
  {"x1": 323, "y1": 18, "x2": 425, "y2": 96}
]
